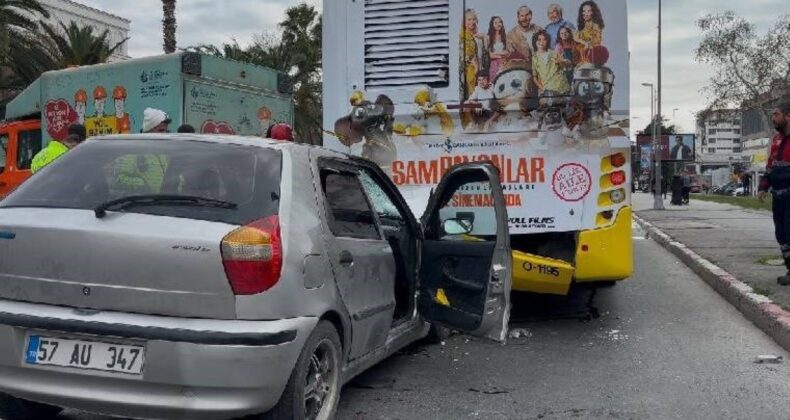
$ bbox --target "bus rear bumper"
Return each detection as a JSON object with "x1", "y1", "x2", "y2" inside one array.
[
  {"x1": 511, "y1": 207, "x2": 633, "y2": 295},
  {"x1": 574, "y1": 206, "x2": 634, "y2": 283}
]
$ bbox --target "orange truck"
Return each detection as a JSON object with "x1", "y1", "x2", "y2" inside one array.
[{"x1": 0, "y1": 119, "x2": 42, "y2": 199}]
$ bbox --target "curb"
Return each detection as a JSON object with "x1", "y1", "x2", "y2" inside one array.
[{"x1": 634, "y1": 214, "x2": 790, "y2": 352}]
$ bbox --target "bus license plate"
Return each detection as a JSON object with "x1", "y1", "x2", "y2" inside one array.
[{"x1": 25, "y1": 335, "x2": 145, "y2": 375}]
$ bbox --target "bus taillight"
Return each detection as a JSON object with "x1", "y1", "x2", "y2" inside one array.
[
  {"x1": 610, "y1": 171, "x2": 626, "y2": 186},
  {"x1": 609, "y1": 153, "x2": 626, "y2": 168}
]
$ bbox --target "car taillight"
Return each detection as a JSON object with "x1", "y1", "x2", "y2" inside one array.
[
  {"x1": 221, "y1": 215, "x2": 282, "y2": 295},
  {"x1": 610, "y1": 153, "x2": 626, "y2": 168},
  {"x1": 610, "y1": 171, "x2": 626, "y2": 186}
]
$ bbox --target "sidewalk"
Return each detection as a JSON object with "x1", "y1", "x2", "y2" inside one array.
[{"x1": 633, "y1": 192, "x2": 790, "y2": 349}]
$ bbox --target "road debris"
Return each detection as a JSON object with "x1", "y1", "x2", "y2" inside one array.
[
  {"x1": 754, "y1": 355, "x2": 783, "y2": 364},
  {"x1": 508, "y1": 328, "x2": 532, "y2": 339},
  {"x1": 468, "y1": 386, "x2": 511, "y2": 395}
]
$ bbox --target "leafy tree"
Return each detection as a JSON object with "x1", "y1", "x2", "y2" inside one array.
[
  {"x1": 0, "y1": 0, "x2": 50, "y2": 103},
  {"x1": 695, "y1": 12, "x2": 790, "y2": 126},
  {"x1": 162, "y1": 0, "x2": 176, "y2": 53},
  {"x1": 40, "y1": 21, "x2": 127, "y2": 67},
  {"x1": 0, "y1": 0, "x2": 49, "y2": 65},
  {"x1": 639, "y1": 116, "x2": 677, "y2": 136},
  {"x1": 189, "y1": 3, "x2": 323, "y2": 145}
]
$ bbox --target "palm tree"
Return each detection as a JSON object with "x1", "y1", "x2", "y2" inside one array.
[
  {"x1": 1, "y1": 0, "x2": 50, "y2": 103},
  {"x1": 40, "y1": 21, "x2": 128, "y2": 67},
  {"x1": 187, "y1": 4, "x2": 323, "y2": 145},
  {"x1": 0, "y1": 0, "x2": 49, "y2": 60},
  {"x1": 162, "y1": 0, "x2": 176, "y2": 53}
]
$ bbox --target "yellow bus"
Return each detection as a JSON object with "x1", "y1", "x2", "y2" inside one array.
[{"x1": 322, "y1": 0, "x2": 632, "y2": 295}]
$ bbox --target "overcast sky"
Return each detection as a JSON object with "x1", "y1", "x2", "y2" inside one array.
[{"x1": 78, "y1": 0, "x2": 785, "y2": 136}]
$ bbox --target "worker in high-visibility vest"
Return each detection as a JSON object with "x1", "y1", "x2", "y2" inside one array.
[
  {"x1": 112, "y1": 108, "x2": 171, "y2": 195},
  {"x1": 30, "y1": 124, "x2": 87, "y2": 173}
]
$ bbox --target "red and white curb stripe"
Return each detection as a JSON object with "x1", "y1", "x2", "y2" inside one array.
[{"x1": 634, "y1": 215, "x2": 790, "y2": 351}]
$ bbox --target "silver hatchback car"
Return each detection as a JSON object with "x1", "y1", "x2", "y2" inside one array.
[{"x1": 0, "y1": 134, "x2": 512, "y2": 420}]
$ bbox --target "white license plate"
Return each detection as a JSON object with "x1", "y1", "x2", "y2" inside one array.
[{"x1": 25, "y1": 335, "x2": 145, "y2": 375}]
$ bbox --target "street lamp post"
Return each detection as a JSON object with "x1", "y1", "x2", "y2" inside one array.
[
  {"x1": 656, "y1": 0, "x2": 664, "y2": 210},
  {"x1": 642, "y1": 82, "x2": 661, "y2": 208}
]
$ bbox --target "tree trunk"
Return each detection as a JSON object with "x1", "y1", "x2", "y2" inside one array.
[{"x1": 162, "y1": 0, "x2": 176, "y2": 54}]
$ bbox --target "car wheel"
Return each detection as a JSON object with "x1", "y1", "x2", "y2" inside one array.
[
  {"x1": 261, "y1": 321, "x2": 342, "y2": 420},
  {"x1": 0, "y1": 393, "x2": 63, "y2": 420}
]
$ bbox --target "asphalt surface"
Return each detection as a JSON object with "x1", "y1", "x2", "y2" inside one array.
[
  {"x1": 15, "y1": 220, "x2": 790, "y2": 420},
  {"x1": 634, "y1": 192, "x2": 790, "y2": 309}
]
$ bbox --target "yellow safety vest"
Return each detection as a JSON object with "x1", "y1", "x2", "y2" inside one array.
[{"x1": 30, "y1": 141, "x2": 69, "y2": 173}]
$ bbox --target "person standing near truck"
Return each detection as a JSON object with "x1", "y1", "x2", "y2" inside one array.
[
  {"x1": 758, "y1": 101, "x2": 790, "y2": 286},
  {"x1": 30, "y1": 124, "x2": 86, "y2": 173}
]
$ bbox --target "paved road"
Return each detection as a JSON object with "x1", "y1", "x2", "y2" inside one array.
[
  {"x1": 25, "y1": 222, "x2": 790, "y2": 419},
  {"x1": 335, "y1": 222, "x2": 790, "y2": 420}
]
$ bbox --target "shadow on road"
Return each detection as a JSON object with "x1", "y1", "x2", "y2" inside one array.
[{"x1": 509, "y1": 285, "x2": 603, "y2": 324}]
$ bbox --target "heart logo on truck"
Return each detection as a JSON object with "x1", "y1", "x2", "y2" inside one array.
[
  {"x1": 44, "y1": 99, "x2": 79, "y2": 140},
  {"x1": 201, "y1": 120, "x2": 235, "y2": 135}
]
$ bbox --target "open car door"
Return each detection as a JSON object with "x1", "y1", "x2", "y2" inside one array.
[{"x1": 418, "y1": 162, "x2": 512, "y2": 342}]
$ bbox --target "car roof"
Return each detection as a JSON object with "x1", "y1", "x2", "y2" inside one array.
[{"x1": 89, "y1": 133, "x2": 349, "y2": 158}]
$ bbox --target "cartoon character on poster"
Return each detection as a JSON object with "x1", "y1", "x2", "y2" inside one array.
[
  {"x1": 414, "y1": 89, "x2": 454, "y2": 136},
  {"x1": 257, "y1": 106, "x2": 272, "y2": 136},
  {"x1": 74, "y1": 89, "x2": 88, "y2": 125},
  {"x1": 334, "y1": 91, "x2": 397, "y2": 171},
  {"x1": 113, "y1": 86, "x2": 131, "y2": 134},
  {"x1": 93, "y1": 86, "x2": 107, "y2": 117},
  {"x1": 85, "y1": 85, "x2": 117, "y2": 136}
]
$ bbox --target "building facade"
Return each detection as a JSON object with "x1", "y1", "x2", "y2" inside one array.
[
  {"x1": 741, "y1": 88, "x2": 790, "y2": 192},
  {"x1": 695, "y1": 109, "x2": 748, "y2": 180},
  {"x1": 38, "y1": 0, "x2": 131, "y2": 61}
]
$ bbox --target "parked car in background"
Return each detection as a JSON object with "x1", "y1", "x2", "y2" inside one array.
[
  {"x1": 712, "y1": 182, "x2": 741, "y2": 196},
  {"x1": 0, "y1": 134, "x2": 512, "y2": 420},
  {"x1": 690, "y1": 182, "x2": 702, "y2": 194}
]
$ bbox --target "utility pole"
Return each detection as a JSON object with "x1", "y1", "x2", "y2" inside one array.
[{"x1": 653, "y1": 0, "x2": 664, "y2": 210}]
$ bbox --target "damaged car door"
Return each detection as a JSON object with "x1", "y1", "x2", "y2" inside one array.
[{"x1": 417, "y1": 162, "x2": 512, "y2": 342}]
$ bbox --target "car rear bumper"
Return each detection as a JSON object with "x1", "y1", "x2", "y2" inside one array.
[{"x1": 0, "y1": 299, "x2": 317, "y2": 420}]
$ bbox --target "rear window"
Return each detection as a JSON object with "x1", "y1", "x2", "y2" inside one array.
[{"x1": 0, "y1": 139, "x2": 281, "y2": 225}]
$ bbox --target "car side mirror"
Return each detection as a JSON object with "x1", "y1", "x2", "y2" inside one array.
[{"x1": 443, "y1": 218, "x2": 473, "y2": 235}]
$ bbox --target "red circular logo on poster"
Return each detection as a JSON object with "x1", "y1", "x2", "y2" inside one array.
[{"x1": 552, "y1": 163, "x2": 592, "y2": 202}]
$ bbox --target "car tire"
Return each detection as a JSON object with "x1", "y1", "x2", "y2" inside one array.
[
  {"x1": 0, "y1": 393, "x2": 63, "y2": 420},
  {"x1": 261, "y1": 321, "x2": 342, "y2": 420}
]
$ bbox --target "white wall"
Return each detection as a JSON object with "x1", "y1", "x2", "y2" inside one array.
[{"x1": 38, "y1": 0, "x2": 131, "y2": 61}]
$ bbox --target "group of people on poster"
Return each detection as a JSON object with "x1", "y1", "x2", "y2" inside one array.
[{"x1": 462, "y1": 1, "x2": 609, "y2": 103}]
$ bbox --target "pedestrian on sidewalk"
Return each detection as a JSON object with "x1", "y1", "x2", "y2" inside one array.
[
  {"x1": 742, "y1": 172, "x2": 752, "y2": 196},
  {"x1": 670, "y1": 175, "x2": 683, "y2": 205},
  {"x1": 758, "y1": 101, "x2": 790, "y2": 285}
]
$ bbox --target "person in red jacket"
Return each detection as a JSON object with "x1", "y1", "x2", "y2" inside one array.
[{"x1": 759, "y1": 101, "x2": 790, "y2": 285}]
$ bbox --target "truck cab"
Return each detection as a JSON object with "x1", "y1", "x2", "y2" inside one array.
[{"x1": 0, "y1": 119, "x2": 42, "y2": 198}]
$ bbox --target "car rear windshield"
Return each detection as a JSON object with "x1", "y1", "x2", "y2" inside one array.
[{"x1": 0, "y1": 139, "x2": 281, "y2": 225}]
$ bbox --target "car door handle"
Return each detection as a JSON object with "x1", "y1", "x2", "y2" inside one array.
[
  {"x1": 442, "y1": 266, "x2": 485, "y2": 292},
  {"x1": 338, "y1": 250, "x2": 354, "y2": 267}
]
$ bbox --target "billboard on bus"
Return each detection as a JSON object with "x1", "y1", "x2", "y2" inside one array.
[{"x1": 323, "y1": 0, "x2": 631, "y2": 235}]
